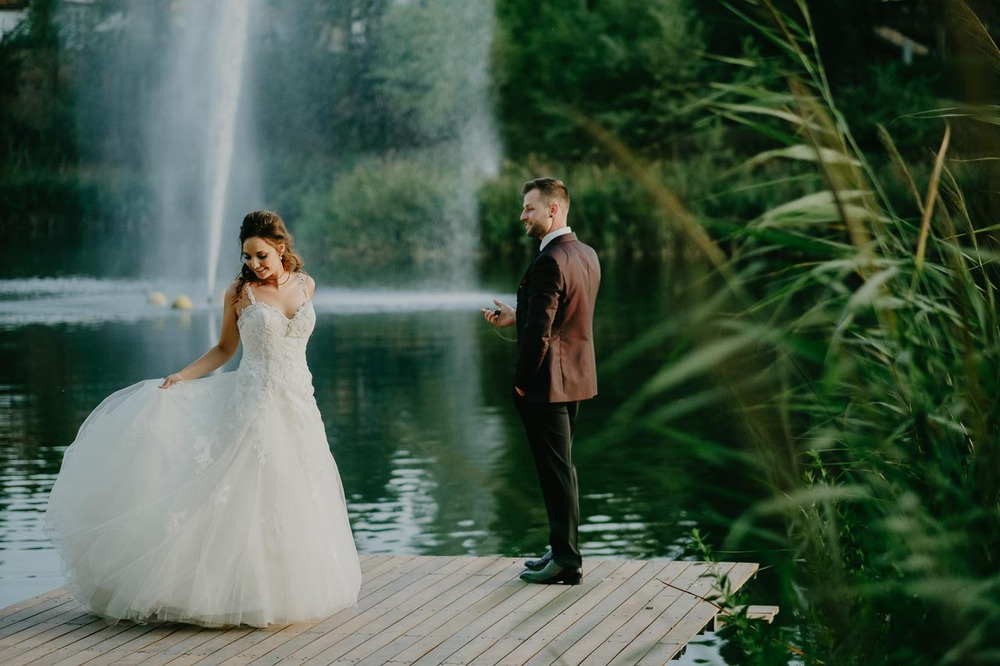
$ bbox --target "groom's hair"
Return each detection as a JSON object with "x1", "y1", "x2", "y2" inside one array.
[{"x1": 522, "y1": 177, "x2": 569, "y2": 211}]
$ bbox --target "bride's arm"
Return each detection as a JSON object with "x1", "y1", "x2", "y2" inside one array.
[{"x1": 159, "y1": 282, "x2": 241, "y2": 388}]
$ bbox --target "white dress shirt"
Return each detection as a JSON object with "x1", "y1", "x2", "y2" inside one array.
[{"x1": 539, "y1": 226, "x2": 573, "y2": 252}]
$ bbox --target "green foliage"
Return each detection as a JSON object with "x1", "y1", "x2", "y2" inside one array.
[
  {"x1": 834, "y1": 60, "x2": 949, "y2": 155},
  {"x1": 372, "y1": 1, "x2": 494, "y2": 147},
  {"x1": 491, "y1": 0, "x2": 710, "y2": 161},
  {"x1": 0, "y1": 171, "x2": 84, "y2": 239},
  {"x1": 0, "y1": 168, "x2": 151, "y2": 244},
  {"x1": 253, "y1": 0, "x2": 393, "y2": 161},
  {"x1": 476, "y1": 172, "x2": 530, "y2": 260},
  {"x1": 686, "y1": 528, "x2": 791, "y2": 665},
  {"x1": 605, "y1": 2, "x2": 1000, "y2": 663},
  {"x1": 297, "y1": 155, "x2": 458, "y2": 277},
  {"x1": 477, "y1": 161, "x2": 680, "y2": 261},
  {"x1": 0, "y1": 0, "x2": 76, "y2": 172},
  {"x1": 0, "y1": 0, "x2": 82, "y2": 241},
  {"x1": 253, "y1": 0, "x2": 495, "y2": 191},
  {"x1": 251, "y1": 0, "x2": 497, "y2": 286}
]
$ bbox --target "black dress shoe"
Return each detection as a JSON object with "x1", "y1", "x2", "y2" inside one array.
[
  {"x1": 523, "y1": 549, "x2": 552, "y2": 572},
  {"x1": 519, "y1": 560, "x2": 582, "y2": 585}
]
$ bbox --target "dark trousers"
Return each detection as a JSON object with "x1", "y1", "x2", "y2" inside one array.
[{"x1": 514, "y1": 395, "x2": 582, "y2": 570}]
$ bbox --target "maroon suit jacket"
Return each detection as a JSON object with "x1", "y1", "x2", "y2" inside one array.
[{"x1": 515, "y1": 232, "x2": 601, "y2": 403}]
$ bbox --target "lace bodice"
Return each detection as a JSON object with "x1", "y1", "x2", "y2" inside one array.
[{"x1": 236, "y1": 277, "x2": 315, "y2": 395}]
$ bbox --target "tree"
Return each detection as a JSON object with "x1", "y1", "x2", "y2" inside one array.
[{"x1": 491, "y1": 0, "x2": 709, "y2": 162}]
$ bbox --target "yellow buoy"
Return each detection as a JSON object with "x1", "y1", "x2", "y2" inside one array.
[
  {"x1": 147, "y1": 291, "x2": 168, "y2": 306},
  {"x1": 171, "y1": 295, "x2": 194, "y2": 310}
]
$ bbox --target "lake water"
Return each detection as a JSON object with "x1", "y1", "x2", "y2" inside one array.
[{"x1": 0, "y1": 265, "x2": 779, "y2": 662}]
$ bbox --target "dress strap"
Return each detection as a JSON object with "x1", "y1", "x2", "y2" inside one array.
[
  {"x1": 297, "y1": 273, "x2": 310, "y2": 300},
  {"x1": 245, "y1": 284, "x2": 256, "y2": 304}
]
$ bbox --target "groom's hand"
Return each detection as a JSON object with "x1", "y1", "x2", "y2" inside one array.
[{"x1": 481, "y1": 299, "x2": 515, "y2": 327}]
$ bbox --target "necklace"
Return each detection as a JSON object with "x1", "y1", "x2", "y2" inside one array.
[{"x1": 276, "y1": 271, "x2": 291, "y2": 286}]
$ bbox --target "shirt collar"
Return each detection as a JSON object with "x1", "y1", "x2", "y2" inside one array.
[{"x1": 539, "y1": 226, "x2": 572, "y2": 252}]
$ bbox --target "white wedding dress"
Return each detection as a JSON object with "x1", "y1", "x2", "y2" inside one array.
[{"x1": 44, "y1": 278, "x2": 362, "y2": 627}]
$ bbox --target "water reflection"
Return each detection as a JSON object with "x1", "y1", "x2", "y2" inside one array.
[
  {"x1": 319, "y1": 310, "x2": 506, "y2": 557},
  {"x1": 0, "y1": 270, "x2": 720, "y2": 611}
]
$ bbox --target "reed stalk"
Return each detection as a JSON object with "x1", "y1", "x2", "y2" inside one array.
[{"x1": 603, "y1": 2, "x2": 1000, "y2": 663}]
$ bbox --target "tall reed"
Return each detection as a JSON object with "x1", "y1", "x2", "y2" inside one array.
[{"x1": 606, "y1": 1, "x2": 1000, "y2": 663}]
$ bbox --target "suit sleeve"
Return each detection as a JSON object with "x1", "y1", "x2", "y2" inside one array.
[{"x1": 515, "y1": 254, "x2": 562, "y2": 389}]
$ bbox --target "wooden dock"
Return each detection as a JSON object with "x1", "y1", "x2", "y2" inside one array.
[{"x1": 0, "y1": 554, "x2": 761, "y2": 665}]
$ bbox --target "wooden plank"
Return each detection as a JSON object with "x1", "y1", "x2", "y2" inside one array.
[
  {"x1": 210, "y1": 617, "x2": 340, "y2": 666},
  {"x1": 445, "y1": 563, "x2": 644, "y2": 664},
  {"x1": 0, "y1": 599, "x2": 86, "y2": 644},
  {"x1": 461, "y1": 559, "x2": 645, "y2": 666},
  {"x1": 3, "y1": 616, "x2": 108, "y2": 666},
  {"x1": 188, "y1": 578, "x2": 380, "y2": 666},
  {"x1": 90, "y1": 624, "x2": 204, "y2": 666},
  {"x1": 79, "y1": 623, "x2": 195, "y2": 666},
  {"x1": 0, "y1": 555, "x2": 766, "y2": 666},
  {"x1": 0, "y1": 607, "x2": 100, "y2": 663},
  {"x1": 235, "y1": 555, "x2": 429, "y2": 666},
  {"x1": 121, "y1": 626, "x2": 241, "y2": 666},
  {"x1": 18, "y1": 621, "x2": 154, "y2": 666},
  {"x1": 249, "y1": 555, "x2": 466, "y2": 664},
  {"x1": 226, "y1": 565, "x2": 480, "y2": 663},
  {"x1": 307, "y1": 557, "x2": 510, "y2": 665},
  {"x1": 360, "y1": 558, "x2": 519, "y2": 665},
  {"x1": 299, "y1": 556, "x2": 490, "y2": 664},
  {"x1": 623, "y1": 561, "x2": 738, "y2": 666},
  {"x1": 725, "y1": 561, "x2": 760, "y2": 589},
  {"x1": 514, "y1": 560, "x2": 688, "y2": 666},
  {"x1": 572, "y1": 566, "x2": 700, "y2": 666},
  {"x1": 381, "y1": 556, "x2": 566, "y2": 666},
  {"x1": 37, "y1": 622, "x2": 166, "y2": 666},
  {"x1": 634, "y1": 641, "x2": 685, "y2": 666},
  {"x1": 587, "y1": 562, "x2": 736, "y2": 666},
  {"x1": 350, "y1": 556, "x2": 547, "y2": 665},
  {"x1": 0, "y1": 587, "x2": 72, "y2": 627},
  {"x1": 476, "y1": 560, "x2": 652, "y2": 666},
  {"x1": 746, "y1": 604, "x2": 779, "y2": 621},
  {"x1": 406, "y1": 561, "x2": 596, "y2": 666},
  {"x1": 714, "y1": 604, "x2": 780, "y2": 631}
]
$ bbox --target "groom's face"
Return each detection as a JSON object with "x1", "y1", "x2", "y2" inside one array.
[{"x1": 520, "y1": 189, "x2": 554, "y2": 239}]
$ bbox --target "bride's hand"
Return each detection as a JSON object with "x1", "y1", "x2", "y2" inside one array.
[{"x1": 159, "y1": 373, "x2": 183, "y2": 389}]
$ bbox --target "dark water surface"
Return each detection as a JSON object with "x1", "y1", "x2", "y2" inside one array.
[{"x1": 0, "y1": 267, "x2": 778, "y2": 662}]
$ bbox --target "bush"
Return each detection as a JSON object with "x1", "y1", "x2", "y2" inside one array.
[
  {"x1": 477, "y1": 162, "x2": 680, "y2": 260},
  {"x1": 611, "y1": 3, "x2": 1000, "y2": 663},
  {"x1": 297, "y1": 154, "x2": 478, "y2": 284}
]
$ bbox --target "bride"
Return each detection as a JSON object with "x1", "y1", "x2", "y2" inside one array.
[{"x1": 44, "y1": 210, "x2": 362, "y2": 628}]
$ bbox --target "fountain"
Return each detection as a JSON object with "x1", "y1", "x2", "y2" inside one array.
[
  {"x1": 145, "y1": 0, "x2": 258, "y2": 302},
  {"x1": 4, "y1": 0, "x2": 501, "y2": 315}
]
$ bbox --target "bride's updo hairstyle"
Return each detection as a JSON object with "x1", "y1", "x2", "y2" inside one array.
[{"x1": 235, "y1": 210, "x2": 305, "y2": 299}]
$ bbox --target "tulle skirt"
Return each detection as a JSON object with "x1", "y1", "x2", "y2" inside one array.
[{"x1": 44, "y1": 374, "x2": 362, "y2": 628}]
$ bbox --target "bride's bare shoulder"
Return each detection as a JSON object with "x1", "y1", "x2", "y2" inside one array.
[
  {"x1": 224, "y1": 280, "x2": 252, "y2": 313},
  {"x1": 224, "y1": 280, "x2": 242, "y2": 301},
  {"x1": 302, "y1": 273, "x2": 316, "y2": 296}
]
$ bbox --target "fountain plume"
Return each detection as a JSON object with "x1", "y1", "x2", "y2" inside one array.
[{"x1": 146, "y1": 0, "x2": 259, "y2": 301}]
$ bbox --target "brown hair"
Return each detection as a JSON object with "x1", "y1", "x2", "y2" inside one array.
[
  {"x1": 234, "y1": 210, "x2": 305, "y2": 301},
  {"x1": 522, "y1": 177, "x2": 570, "y2": 211}
]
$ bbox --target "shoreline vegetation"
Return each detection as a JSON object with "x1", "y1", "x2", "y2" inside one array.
[
  {"x1": 607, "y1": 4, "x2": 1000, "y2": 665},
  {"x1": 3, "y1": 1, "x2": 1000, "y2": 663}
]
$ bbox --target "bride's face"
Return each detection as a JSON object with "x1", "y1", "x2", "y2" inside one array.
[{"x1": 242, "y1": 237, "x2": 285, "y2": 282}]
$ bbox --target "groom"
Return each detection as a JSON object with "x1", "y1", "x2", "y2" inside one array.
[{"x1": 482, "y1": 177, "x2": 601, "y2": 585}]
